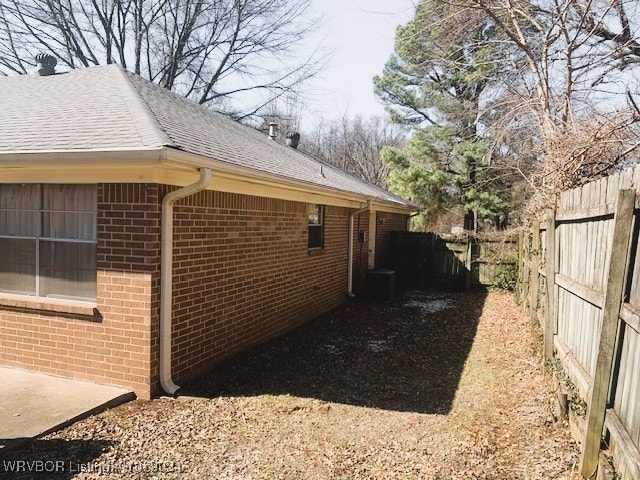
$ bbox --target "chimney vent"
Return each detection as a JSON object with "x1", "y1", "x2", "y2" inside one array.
[
  {"x1": 268, "y1": 122, "x2": 277, "y2": 140},
  {"x1": 35, "y1": 53, "x2": 57, "y2": 76},
  {"x1": 285, "y1": 131, "x2": 300, "y2": 149}
]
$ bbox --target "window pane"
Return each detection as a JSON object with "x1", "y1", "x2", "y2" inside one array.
[
  {"x1": 0, "y1": 184, "x2": 39, "y2": 237},
  {"x1": 43, "y1": 212, "x2": 97, "y2": 241},
  {"x1": 0, "y1": 238, "x2": 36, "y2": 295},
  {"x1": 39, "y1": 241, "x2": 96, "y2": 300},
  {"x1": 42, "y1": 185, "x2": 97, "y2": 241},
  {"x1": 308, "y1": 225, "x2": 323, "y2": 249},
  {"x1": 308, "y1": 204, "x2": 322, "y2": 225}
]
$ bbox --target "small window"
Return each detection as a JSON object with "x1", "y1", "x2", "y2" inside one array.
[
  {"x1": 0, "y1": 184, "x2": 97, "y2": 301},
  {"x1": 308, "y1": 204, "x2": 324, "y2": 250}
]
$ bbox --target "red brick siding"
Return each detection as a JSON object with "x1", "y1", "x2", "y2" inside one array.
[
  {"x1": 0, "y1": 181, "x2": 407, "y2": 398},
  {"x1": 165, "y1": 189, "x2": 349, "y2": 386},
  {"x1": 375, "y1": 212, "x2": 408, "y2": 269},
  {"x1": 0, "y1": 184, "x2": 159, "y2": 399}
]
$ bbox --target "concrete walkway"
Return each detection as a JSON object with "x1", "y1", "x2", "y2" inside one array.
[{"x1": 0, "y1": 367, "x2": 134, "y2": 451}]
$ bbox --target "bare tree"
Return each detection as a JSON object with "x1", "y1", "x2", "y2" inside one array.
[
  {"x1": 302, "y1": 115, "x2": 407, "y2": 187},
  {"x1": 455, "y1": 0, "x2": 640, "y2": 208},
  {"x1": 461, "y1": 1, "x2": 637, "y2": 132},
  {"x1": 0, "y1": 0, "x2": 325, "y2": 119}
]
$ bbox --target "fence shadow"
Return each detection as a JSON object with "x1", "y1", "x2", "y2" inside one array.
[{"x1": 181, "y1": 288, "x2": 487, "y2": 415}]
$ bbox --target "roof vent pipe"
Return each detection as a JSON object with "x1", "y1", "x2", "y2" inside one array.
[
  {"x1": 268, "y1": 122, "x2": 277, "y2": 140},
  {"x1": 285, "y1": 131, "x2": 300, "y2": 149},
  {"x1": 35, "y1": 53, "x2": 57, "y2": 76}
]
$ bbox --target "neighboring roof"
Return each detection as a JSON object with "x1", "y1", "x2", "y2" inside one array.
[{"x1": 0, "y1": 64, "x2": 414, "y2": 209}]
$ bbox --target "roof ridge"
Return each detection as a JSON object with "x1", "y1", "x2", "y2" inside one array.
[{"x1": 110, "y1": 65, "x2": 175, "y2": 148}]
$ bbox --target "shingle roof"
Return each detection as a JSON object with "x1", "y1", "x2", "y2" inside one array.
[{"x1": 0, "y1": 64, "x2": 413, "y2": 208}]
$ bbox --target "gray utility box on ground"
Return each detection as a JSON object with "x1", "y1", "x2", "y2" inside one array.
[{"x1": 366, "y1": 269, "x2": 396, "y2": 301}]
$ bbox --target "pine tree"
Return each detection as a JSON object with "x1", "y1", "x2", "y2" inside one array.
[{"x1": 375, "y1": 0, "x2": 509, "y2": 231}]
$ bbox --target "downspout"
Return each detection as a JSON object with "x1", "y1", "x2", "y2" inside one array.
[
  {"x1": 160, "y1": 168, "x2": 213, "y2": 394},
  {"x1": 348, "y1": 201, "x2": 372, "y2": 298}
]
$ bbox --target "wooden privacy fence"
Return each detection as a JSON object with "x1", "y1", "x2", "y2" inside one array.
[
  {"x1": 521, "y1": 165, "x2": 640, "y2": 480},
  {"x1": 390, "y1": 231, "x2": 518, "y2": 289}
]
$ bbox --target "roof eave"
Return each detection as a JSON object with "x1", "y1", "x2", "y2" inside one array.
[
  {"x1": 0, "y1": 146, "x2": 417, "y2": 213},
  {"x1": 161, "y1": 147, "x2": 417, "y2": 213},
  {"x1": 0, "y1": 147, "x2": 165, "y2": 164}
]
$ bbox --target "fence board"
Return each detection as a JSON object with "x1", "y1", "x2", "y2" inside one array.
[
  {"x1": 520, "y1": 165, "x2": 640, "y2": 479},
  {"x1": 628, "y1": 221, "x2": 640, "y2": 309},
  {"x1": 620, "y1": 305, "x2": 640, "y2": 335},
  {"x1": 612, "y1": 194, "x2": 640, "y2": 465},
  {"x1": 555, "y1": 335, "x2": 592, "y2": 399},
  {"x1": 620, "y1": 168, "x2": 634, "y2": 189},
  {"x1": 578, "y1": 188, "x2": 634, "y2": 479},
  {"x1": 622, "y1": 329, "x2": 639, "y2": 438},
  {"x1": 555, "y1": 274, "x2": 604, "y2": 308},
  {"x1": 606, "y1": 410, "x2": 640, "y2": 480},
  {"x1": 634, "y1": 167, "x2": 640, "y2": 188},
  {"x1": 545, "y1": 210, "x2": 556, "y2": 360},
  {"x1": 531, "y1": 221, "x2": 541, "y2": 313},
  {"x1": 389, "y1": 232, "x2": 517, "y2": 289}
]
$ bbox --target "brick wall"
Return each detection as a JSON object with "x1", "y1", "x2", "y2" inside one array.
[
  {"x1": 375, "y1": 212, "x2": 408, "y2": 269},
  {"x1": 0, "y1": 184, "x2": 159, "y2": 399},
  {"x1": 0, "y1": 182, "x2": 407, "y2": 398},
  {"x1": 166, "y1": 190, "x2": 350, "y2": 387}
]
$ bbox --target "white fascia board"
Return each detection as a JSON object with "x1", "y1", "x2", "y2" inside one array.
[
  {"x1": 0, "y1": 147, "x2": 416, "y2": 214},
  {"x1": 0, "y1": 147, "x2": 164, "y2": 164},
  {"x1": 161, "y1": 148, "x2": 416, "y2": 214}
]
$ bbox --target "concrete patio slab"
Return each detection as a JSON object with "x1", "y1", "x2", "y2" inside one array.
[{"x1": 0, "y1": 367, "x2": 134, "y2": 451}]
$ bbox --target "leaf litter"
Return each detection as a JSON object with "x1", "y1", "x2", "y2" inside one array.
[{"x1": 1, "y1": 290, "x2": 580, "y2": 479}]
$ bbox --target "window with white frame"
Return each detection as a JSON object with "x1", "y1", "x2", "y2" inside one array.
[
  {"x1": 0, "y1": 184, "x2": 97, "y2": 301},
  {"x1": 308, "y1": 204, "x2": 324, "y2": 250}
]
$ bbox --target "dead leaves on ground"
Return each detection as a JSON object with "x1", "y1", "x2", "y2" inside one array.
[{"x1": 2, "y1": 290, "x2": 580, "y2": 479}]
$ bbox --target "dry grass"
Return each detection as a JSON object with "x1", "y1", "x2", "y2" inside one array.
[{"x1": 1, "y1": 290, "x2": 580, "y2": 479}]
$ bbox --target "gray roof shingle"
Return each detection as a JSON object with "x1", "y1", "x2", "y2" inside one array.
[{"x1": 0, "y1": 65, "x2": 413, "y2": 208}]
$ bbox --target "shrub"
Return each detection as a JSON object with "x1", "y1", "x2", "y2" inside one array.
[{"x1": 492, "y1": 265, "x2": 518, "y2": 292}]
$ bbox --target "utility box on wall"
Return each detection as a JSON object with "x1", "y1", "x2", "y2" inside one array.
[{"x1": 366, "y1": 269, "x2": 396, "y2": 301}]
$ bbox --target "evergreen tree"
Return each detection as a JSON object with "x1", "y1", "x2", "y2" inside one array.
[{"x1": 374, "y1": 0, "x2": 509, "y2": 231}]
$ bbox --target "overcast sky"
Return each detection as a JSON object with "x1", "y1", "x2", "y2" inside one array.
[{"x1": 297, "y1": 0, "x2": 416, "y2": 129}]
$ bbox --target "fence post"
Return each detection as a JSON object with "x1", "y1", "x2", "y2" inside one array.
[
  {"x1": 580, "y1": 189, "x2": 636, "y2": 479},
  {"x1": 517, "y1": 229, "x2": 524, "y2": 303},
  {"x1": 530, "y1": 220, "x2": 541, "y2": 316},
  {"x1": 544, "y1": 209, "x2": 556, "y2": 362},
  {"x1": 522, "y1": 231, "x2": 531, "y2": 307},
  {"x1": 465, "y1": 236, "x2": 472, "y2": 291}
]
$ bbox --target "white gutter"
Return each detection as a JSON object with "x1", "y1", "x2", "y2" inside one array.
[
  {"x1": 161, "y1": 149, "x2": 416, "y2": 213},
  {"x1": 160, "y1": 167, "x2": 213, "y2": 394},
  {"x1": 0, "y1": 147, "x2": 417, "y2": 214},
  {"x1": 348, "y1": 201, "x2": 372, "y2": 298}
]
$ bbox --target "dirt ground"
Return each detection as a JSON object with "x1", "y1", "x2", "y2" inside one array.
[{"x1": 1, "y1": 289, "x2": 580, "y2": 479}]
